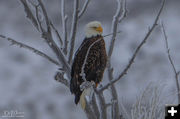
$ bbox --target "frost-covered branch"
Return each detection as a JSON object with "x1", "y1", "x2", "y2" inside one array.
[
  {"x1": 84, "y1": 101, "x2": 97, "y2": 119},
  {"x1": 61, "y1": 0, "x2": 68, "y2": 55},
  {"x1": 161, "y1": 23, "x2": 180, "y2": 103},
  {"x1": 91, "y1": 94, "x2": 100, "y2": 119},
  {"x1": 131, "y1": 83, "x2": 164, "y2": 119},
  {"x1": 95, "y1": 91, "x2": 107, "y2": 119},
  {"x1": 108, "y1": 0, "x2": 126, "y2": 59},
  {"x1": 55, "y1": 72, "x2": 69, "y2": 87},
  {"x1": 19, "y1": 0, "x2": 71, "y2": 77},
  {"x1": 0, "y1": 35, "x2": 59, "y2": 66},
  {"x1": 19, "y1": 0, "x2": 40, "y2": 31},
  {"x1": 50, "y1": 22, "x2": 63, "y2": 46},
  {"x1": 68, "y1": 0, "x2": 79, "y2": 64},
  {"x1": 118, "y1": 0, "x2": 127, "y2": 23},
  {"x1": 78, "y1": 0, "x2": 90, "y2": 18},
  {"x1": 99, "y1": 0, "x2": 166, "y2": 92},
  {"x1": 34, "y1": 4, "x2": 44, "y2": 32},
  {"x1": 37, "y1": 0, "x2": 50, "y2": 30},
  {"x1": 42, "y1": 32, "x2": 71, "y2": 77},
  {"x1": 107, "y1": 0, "x2": 127, "y2": 118}
]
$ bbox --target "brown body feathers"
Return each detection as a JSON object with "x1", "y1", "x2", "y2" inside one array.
[{"x1": 70, "y1": 35, "x2": 107, "y2": 104}]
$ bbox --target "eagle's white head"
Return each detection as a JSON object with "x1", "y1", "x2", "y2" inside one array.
[{"x1": 85, "y1": 21, "x2": 103, "y2": 38}]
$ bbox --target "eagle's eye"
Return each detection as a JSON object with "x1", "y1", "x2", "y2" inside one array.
[{"x1": 92, "y1": 26, "x2": 97, "y2": 29}]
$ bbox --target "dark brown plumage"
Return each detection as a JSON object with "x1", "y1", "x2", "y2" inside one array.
[{"x1": 70, "y1": 35, "x2": 107, "y2": 104}]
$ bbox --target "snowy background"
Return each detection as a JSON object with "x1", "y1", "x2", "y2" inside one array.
[{"x1": 0, "y1": 0, "x2": 180, "y2": 119}]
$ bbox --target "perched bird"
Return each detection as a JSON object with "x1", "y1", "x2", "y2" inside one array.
[{"x1": 70, "y1": 21, "x2": 107, "y2": 107}]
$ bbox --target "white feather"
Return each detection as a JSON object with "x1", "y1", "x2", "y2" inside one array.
[{"x1": 85, "y1": 21, "x2": 102, "y2": 38}]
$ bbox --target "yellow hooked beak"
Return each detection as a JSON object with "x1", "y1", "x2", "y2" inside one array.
[{"x1": 96, "y1": 26, "x2": 103, "y2": 33}]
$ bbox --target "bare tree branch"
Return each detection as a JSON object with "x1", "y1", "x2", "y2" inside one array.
[
  {"x1": 42, "y1": 32, "x2": 71, "y2": 77},
  {"x1": 0, "y1": 35, "x2": 60, "y2": 66},
  {"x1": 37, "y1": 0, "x2": 50, "y2": 30},
  {"x1": 96, "y1": 92, "x2": 107, "y2": 119},
  {"x1": 68, "y1": 0, "x2": 79, "y2": 64},
  {"x1": 35, "y1": 4, "x2": 44, "y2": 32},
  {"x1": 103, "y1": 31, "x2": 121, "y2": 38},
  {"x1": 19, "y1": 0, "x2": 71, "y2": 77},
  {"x1": 78, "y1": 0, "x2": 90, "y2": 19},
  {"x1": 84, "y1": 101, "x2": 97, "y2": 119},
  {"x1": 107, "y1": 0, "x2": 127, "y2": 118},
  {"x1": 99, "y1": 0, "x2": 166, "y2": 92},
  {"x1": 91, "y1": 94, "x2": 100, "y2": 119},
  {"x1": 54, "y1": 72, "x2": 69, "y2": 87},
  {"x1": 108, "y1": 0, "x2": 126, "y2": 59},
  {"x1": 61, "y1": 0, "x2": 68, "y2": 55},
  {"x1": 37, "y1": 0, "x2": 71, "y2": 77},
  {"x1": 118, "y1": 0, "x2": 127, "y2": 23},
  {"x1": 50, "y1": 22, "x2": 63, "y2": 46},
  {"x1": 161, "y1": 23, "x2": 180, "y2": 103},
  {"x1": 19, "y1": 0, "x2": 40, "y2": 31}
]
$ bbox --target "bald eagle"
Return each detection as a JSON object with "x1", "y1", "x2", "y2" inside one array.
[{"x1": 70, "y1": 21, "x2": 107, "y2": 105}]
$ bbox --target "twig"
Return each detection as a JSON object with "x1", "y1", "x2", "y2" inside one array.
[
  {"x1": 119, "y1": 0, "x2": 127, "y2": 23},
  {"x1": 0, "y1": 35, "x2": 60, "y2": 66},
  {"x1": 50, "y1": 22, "x2": 63, "y2": 46},
  {"x1": 35, "y1": 4, "x2": 44, "y2": 32},
  {"x1": 120, "y1": 100, "x2": 130, "y2": 119},
  {"x1": 99, "y1": 0, "x2": 166, "y2": 92},
  {"x1": 68, "y1": 0, "x2": 79, "y2": 64},
  {"x1": 108, "y1": 0, "x2": 126, "y2": 59},
  {"x1": 54, "y1": 72, "x2": 69, "y2": 87},
  {"x1": 61, "y1": 0, "x2": 68, "y2": 55},
  {"x1": 161, "y1": 23, "x2": 180, "y2": 103},
  {"x1": 37, "y1": 0, "x2": 50, "y2": 31},
  {"x1": 19, "y1": 0, "x2": 40, "y2": 31},
  {"x1": 103, "y1": 31, "x2": 121, "y2": 38},
  {"x1": 78, "y1": 0, "x2": 90, "y2": 18}
]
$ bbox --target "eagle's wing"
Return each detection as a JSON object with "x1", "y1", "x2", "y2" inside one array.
[{"x1": 70, "y1": 39, "x2": 90, "y2": 100}]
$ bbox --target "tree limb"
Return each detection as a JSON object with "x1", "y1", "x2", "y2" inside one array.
[
  {"x1": 37, "y1": 0, "x2": 50, "y2": 31},
  {"x1": 19, "y1": 0, "x2": 71, "y2": 77},
  {"x1": 84, "y1": 101, "x2": 97, "y2": 119},
  {"x1": 91, "y1": 94, "x2": 100, "y2": 119},
  {"x1": 161, "y1": 23, "x2": 180, "y2": 103},
  {"x1": 54, "y1": 72, "x2": 69, "y2": 87},
  {"x1": 19, "y1": 0, "x2": 40, "y2": 31},
  {"x1": 68, "y1": 0, "x2": 79, "y2": 64},
  {"x1": 78, "y1": 0, "x2": 90, "y2": 19},
  {"x1": 99, "y1": 0, "x2": 166, "y2": 92},
  {"x1": 42, "y1": 32, "x2": 71, "y2": 78},
  {"x1": 50, "y1": 22, "x2": 63, "y2": 46},
  {"x1": 0, "y1": 35, "x2": 60, "y2": 66},
  {"x1": 61, "y1": 0, "x2": 68, "y2": 55},
  {"x1": 96, "y1": 91, "x2": 107, "y2": 119},
  {"x1": 107, "y1": 0, "x2": 126, "y2": 118}
]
